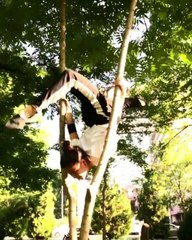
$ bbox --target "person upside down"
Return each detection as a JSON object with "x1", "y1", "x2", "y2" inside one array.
[{"x1": 6, "y1": 69, "x2": 144, "y2": 180}]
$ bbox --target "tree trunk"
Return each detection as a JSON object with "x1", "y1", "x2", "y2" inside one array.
[
  {"x1": 59, "y1": 0, "x2": 78, "y2": 239},
  {"x1": 59, "y1": 0, "x2": 66, "y2": 73},
  {"x1": 79, "y1": 0, "x2": 138, "y2": 239},
  {"x1": 102, "y1": 172, "x2": 107, "y2": 240}
]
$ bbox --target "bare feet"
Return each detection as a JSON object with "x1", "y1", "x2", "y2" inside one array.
[
  {"x1": 5, "y1": 114, "x2": 26, "y2": 129},
  {"x1": 5, "y1": 105, "x2": 37, "y2": 129}
]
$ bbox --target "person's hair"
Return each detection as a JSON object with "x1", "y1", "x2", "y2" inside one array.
[
  {"x1": 60, "y1": 141, "x2": 78, "y2": 168},
  {"x1": 60, "y1": 141, "x2": 90, "y2": 169},
  {"x1": 124, "y1": 97, "x2": 142, "y2": 109}
]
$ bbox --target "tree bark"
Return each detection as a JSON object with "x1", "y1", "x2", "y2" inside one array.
[
  {"x1": 102, "y1": 172, "x2": 107, "y2": 240},
  {"x1": 59, "y1": 0, "x2": 78, "y2": 239},
  {"x1": 59, "y1": 0, "x2": 66, "y2": 73},
  {"x1": 79, "y1": 0, "x2": 138, "y2": 239}
]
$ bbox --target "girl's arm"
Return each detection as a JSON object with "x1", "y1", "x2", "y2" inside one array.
[{"x1": 65, "y1": 100, "x2": 79, "y2": 140}]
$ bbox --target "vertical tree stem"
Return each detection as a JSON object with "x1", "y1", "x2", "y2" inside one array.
[{"x1": 79, "y1": 0, "x2": 138, "y2": 239}]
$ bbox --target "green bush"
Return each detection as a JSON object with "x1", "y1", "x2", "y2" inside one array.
[
  {"x1": 0, "y1": 184, "x2": 56, "y2": 239},
  {"x1": 0, "y1": 192, "x2": 34, "y2": 239},
  {"x1": 31, "y1": 184, "x2": 56, "y2": 239},
  {"x1": 92, "y1": 184, "x2": 132, "y2": 240}
]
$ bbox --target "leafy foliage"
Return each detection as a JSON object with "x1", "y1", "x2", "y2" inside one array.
[
  {"x1": 137, "y1": 166, "x2": 168, "y2": 225},
  {"x1": 157, "y1": 124, "x2": 192, "y2": 209},
  {"x1": 92, "y1": 166, "x2": 132, "y2": 239},
  {"x1": 0, "y1": 0, "x2": 135, "y2": 75},
  {"x1": 131, "y1": 0, "x2": 192, "y2": 126},
  {"x1": 0, "y1": 185, "x2": 56, "y2": 239},
  {"x1": 0, "y1": 0, "x2": 192, "y2": 237},
  {"x1": 138, "y1": 121, "x2": 192, "y2": 236},
  {"x1": 31, "y1": 184, "x2": 56, "y2": 239},
  {"x1": 0, "y1": 49, "x2": 58, "y2": 237}
]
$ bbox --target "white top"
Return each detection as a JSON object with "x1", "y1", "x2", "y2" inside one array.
[{"x1": 71, "y1": 124, "x2": 119, "y2": 166}]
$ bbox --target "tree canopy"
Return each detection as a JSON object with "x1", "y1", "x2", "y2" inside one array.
[{"x1": 0, "y1": 0, "x2": 192, "y2": 238}]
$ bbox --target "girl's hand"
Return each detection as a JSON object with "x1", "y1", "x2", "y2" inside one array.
[
  {"x1": 64, "y1": 99, "x2": 72, "y2": 114},
  {"x1": 115, "y1": 77, "x2": 126, "y2": 97}
]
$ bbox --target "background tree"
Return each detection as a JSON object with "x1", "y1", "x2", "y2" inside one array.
[
  {"x1": 155, "y1": 122, "x2": 192, "y2": 212},
  {"x1": 131, "y1": 0, "x2": 192, "y2": 126},
  {"x1": 0, "y1": 64, "x2": 58, "y2": 238},
  {"x1": 31, "y1": 183, "x2": 56, "y2": 239},
  {"x1": 1, "y1": 0, "x2": 191, "y2": 124},
  {"x1": 137, "y1": 166, "x2": 169, "y2": 238},
  {"x1": 138, "y1": 120, "x2": 192, "y2": 236},
  {"x1": 92, "y1": 180, "x2": 132, "y2": 240},
  {"x1": 0, "y1": 185, "x2": 56, "y2": 239},
  {"x1": 0, "y1": 0, "x2": 192, "y2": 238}
]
